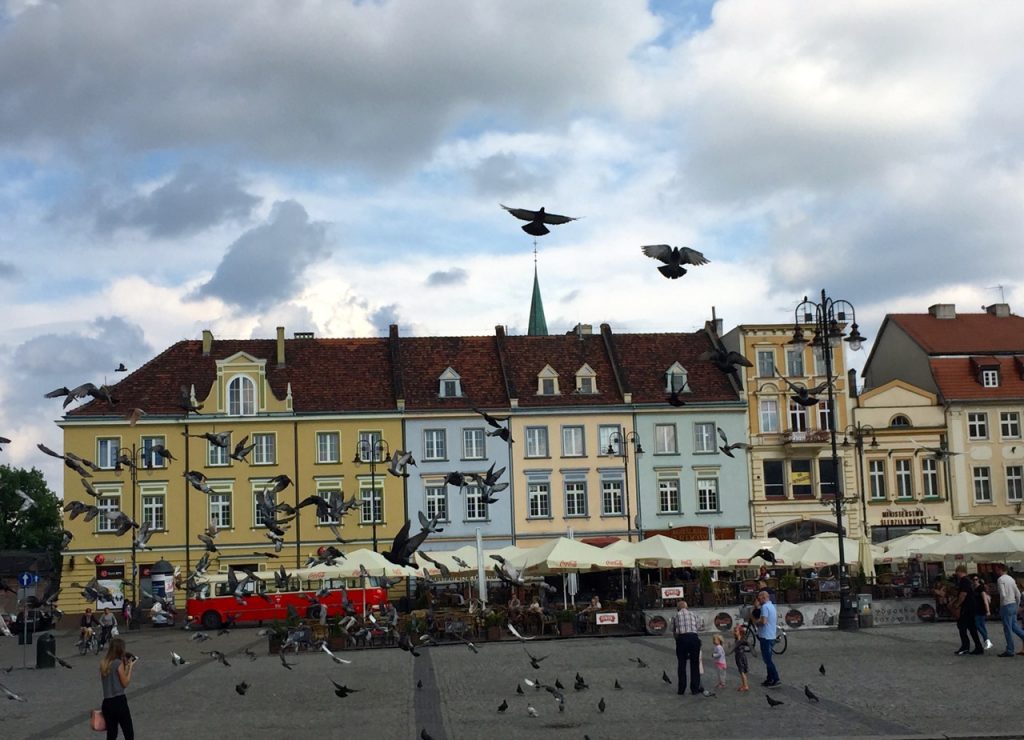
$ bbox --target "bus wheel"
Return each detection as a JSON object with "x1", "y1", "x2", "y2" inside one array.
[{"x1": 201, "y1": 610, "x2": 222, "y2": 630}]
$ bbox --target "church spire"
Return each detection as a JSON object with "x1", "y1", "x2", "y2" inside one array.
[{"x1": 527, "y1": 240, "x2": 548, "y2": 336}]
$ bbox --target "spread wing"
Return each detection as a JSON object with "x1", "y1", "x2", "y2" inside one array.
[
  {"x1": 640, "y1": 244, "x2": 674, "y2": 264},
  {"x1": 500, "y1": 204, "x2": 538, "y2": 222},
  {"x1": 541, "y1": 211, "x2": 578, "y2": 225},
  {"x1": 678, "y1": 247, "x2": 709, "y2": 266}
]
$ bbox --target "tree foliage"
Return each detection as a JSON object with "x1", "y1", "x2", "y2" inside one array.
[{"x1": 0, "y1": 464, "x2": 64, "y2": 552}]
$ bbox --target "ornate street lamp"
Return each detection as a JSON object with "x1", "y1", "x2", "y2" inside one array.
[
  {"x1": 353, "y1": 438, "x2": 390, "y2": 552},
  {"x1": 606, "y1": 430, "x2": 644, "y2": 543},
  {"x1": 790, "y1": 290, "x2": 866, "y2": 631}
]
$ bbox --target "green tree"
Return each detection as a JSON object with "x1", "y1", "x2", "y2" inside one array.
[{"x1": 0, "y1": 465, "x2": 64, "y2": 552}]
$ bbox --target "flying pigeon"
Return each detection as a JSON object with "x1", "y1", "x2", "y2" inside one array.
[
  {"x1": 717, "y1": 428, "x2": 752, "y2": 459},
  {"x1": 500, "y1": 204, "x2": 579, "y2": 237},
  {"x1": 640, "y1": 244, "x2": 709, "y2": 279},
  {"x1": 699, "y1": 348, "x2": 754, "y2": 374}
]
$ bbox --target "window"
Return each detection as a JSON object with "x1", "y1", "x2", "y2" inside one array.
[
  {"x1": 564, "y1": 481, "x2": 587, "y2": 517},
  {"x1": 922, "y1": 458, "x2": 939, "y2": 498},
  {"x1": 666, "y1": 364, "x2": 690, "y2": 393},
  {"x1": 316, "y1": 489, "x2": 341, "y2": 525},
  {"x1": 654, "y1": 424, "x2": 677, "y2": 455},
  {"x1": 817, "y1": 400, "x2": 833, "y2": 432},
  {"x1": 763, "y1": 461, "x2": 785, "y2": 498},
  {"x1": 537, "y1": 366, "x2": 559, "y2": 395},
  {"x1": 1007, "y1": 466, "x2": 1024, "y2": 503},
  {"x1": 465, "y1": 485, "x2": 488, "y2": 521},
  {"x1": 575, "y1": 365, "x2": 596, "y2": 394},
  {"x1": 973, "y1": 467, "x2": 992, "y2": 503},
  {"x1": 227, "y1": 375, "x2": 256, "y2": 416},
  {"x1": 525, "y1": 427, "x2": 549, "y2": 458},
  {"x1": 208, "y1": 438, "x2": 229, "y2": 467},
  {"x1": 895, "y1": 459, "x2": 913, "y2": 499},
  {"x1": 360, "y1": 481, "x2": 383, "y2": 523},
  {"x1": 812, "y1": 346, "x2": 827, "y2": 376},
  {"x1": 438, "y1": 368, "x2": 462, "y2": 398},
  {"x1": 1001, "y1": 412, "x2": 1021, "y2": 440},
  {"x1": 209, "y1": 492, "x2": 232, "y2": 529},
  {"x1": 251, "y1": 433, "x2": 276, "y2": 465},
  {"x1": 96, "y1": 438, "x2": 120, "y2": 469},
  {"x1": 316, "y1": 432, "x2": 340, "y2": 463},
  {"x1": 981, "y1": 369, "x2": 999, "y2": 388},
  {"x1": 692, "y1": 423, "x2": 715, "y2": 454},
  {"x1": 697, "y1": 476, "x2": 719, "y2": 512},
  {"x1": 462, "y1": 428, "x2": 485, "y2": 460},
  {"x1": 141, "y1": 436, "x2": 166, "y2": 469},
  {"x1": 790, "y1": 459, "x2": 812, "y2": 498},
  {"x1": 756, "y1": 349, "x2": 775, "y2": 378},
  {"x1": 425, "y1": 486, "x2": 448, "y2": 521},
  {"x1": 601, "y1": 479, "x2": 623, "y2": 516},
  {"x1": 759, "y1": 398, "x2": 780, "y2": 433},
  {"x1": 658, "y1": 477, "x2": 680, "y2": 513},
  {"x1": 785, "y1": 347, "x2": 804, "y2": 377},
  {"x1": 599, "y1": 425, "x2": 622, "y2": 456},
  {"x1": 527, "y1": 482, "x2": 551, "y2": 518},
  {"x1": 358, "y1": 431, "x2": 384, "y2": 462},
  {"x1": 818, "y1": 458, "x2": 838, "y2": 497},
  {"x1": 788, "y1": 401, "x2": 808, "y2": 432},
  {"x1": 968, "y1": 412, "x2": 988, "y2": 440},
  {"x1": 890, "y1": 415, "x2": 911, "y2": 428},
  {"x1": 423, "y1": 429, "x2": 447, "y2": 461},
  {"x1": 561, "y1": 426, "x2": 585, "y2": 457},
  {"x1": 96, "y1": 495, "x2": 120, "y2": 533},
  {"x1": 253, "y1": 488, "x2": 268, "y2": 527},
  {"x1": 141, "y1": 494, "x2": 165, "y2": 531},
  {"x1": 869, "y1": 460, "x2": 887, "y2": 500}
]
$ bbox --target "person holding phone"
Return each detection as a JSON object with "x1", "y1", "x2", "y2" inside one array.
[{"x1": 99, "y1": 637, "x2": 136, "y2": 739}]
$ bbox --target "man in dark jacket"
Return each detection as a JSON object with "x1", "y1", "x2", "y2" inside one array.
[{"x1": 953, "y1": 565, "x2": 983, "y2": 655}]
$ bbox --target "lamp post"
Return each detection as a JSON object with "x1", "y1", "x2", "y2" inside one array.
[
  {"x1": 114, "y1": 443, "x2": 149, "y2": 629},
  {"x1": 841, "y1": 423, "x2": 878, "y2": 537},
  {"x1": 790, "y1": 289, "x2": 866, "y2": 631},
  {"x1": 606, "y1": 430, "x2": 644, "y2": 544},
  {"x1": 353, "y1": 437, "x2": 390, "y2": 552}
]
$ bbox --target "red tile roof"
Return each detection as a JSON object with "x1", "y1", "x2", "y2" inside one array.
[
  {"x1": 611, "y1": 331, "x2": 741, "y2": 404},
  {"x1": 929, "y1": 356, "x2": 1024, "y2": 401},
  {"x1": 68, "y1": 337, "x2": 397, "y2": 417},
  {"x1": 501, "y1": 332, "x2": 621, "y2": 407},
  {"x1": 399, "y1": 336, "x2": 508, "y2": 410},
  {"x1": 888, "y1": 312, "x2": 1024, "y2": 355}
]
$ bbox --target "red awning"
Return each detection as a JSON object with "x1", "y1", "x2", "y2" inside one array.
[{"x1": 581, "y1": 536, "x2": 622, "y2": 548}]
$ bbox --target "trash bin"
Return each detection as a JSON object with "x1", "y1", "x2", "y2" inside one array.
[
  {"x1": 36, "y1": 632, "x2": 55, "y2": 668},
  {"x1": 857, "y1": 593, "x2": 873, "y2": 628}
]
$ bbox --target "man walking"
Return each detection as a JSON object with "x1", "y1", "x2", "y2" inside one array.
[
  {"x1": 994, "y1": 563, "x2": 1024, "y2": 657},
  {"x1": 756, "y1": 590, "x2": 780, "y2": 687},
  {"x1": 952, "y1": 565, "x2": 983, "y2": 655},
  {"x1": 671, "y1": 600, "x2": 704, "y2": 695}
]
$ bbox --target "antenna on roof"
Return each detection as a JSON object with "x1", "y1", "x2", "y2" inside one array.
[{"x1": 987, "y1": 285, "x2": 1006, "y2": 303}]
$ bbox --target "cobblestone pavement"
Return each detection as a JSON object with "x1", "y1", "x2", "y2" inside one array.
[{"x1": 2, "y1": 621, "x2": 1023, "y2": 740}]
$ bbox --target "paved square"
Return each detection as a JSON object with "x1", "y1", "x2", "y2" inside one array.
[{"x1": 1, "y1": 622, "x2": 1020, "y2": 739}]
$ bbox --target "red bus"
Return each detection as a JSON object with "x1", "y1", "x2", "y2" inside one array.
[{"x1": 186, "y1": 567, "x2": 389, "y2": 629}]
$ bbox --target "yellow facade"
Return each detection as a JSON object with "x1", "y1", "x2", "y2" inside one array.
[
  {"x1": 510, "y1": 411, "x2": 637, "y2": 544},
  {"x1": 59, "y1": 352, "x2": 408, "y2": 618}
]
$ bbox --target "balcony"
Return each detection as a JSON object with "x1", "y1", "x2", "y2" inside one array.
[{"x1": 781, "y1": 429, "x2": 831, "y2": 447}]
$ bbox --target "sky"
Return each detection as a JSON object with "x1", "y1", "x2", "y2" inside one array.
[{"x1": 1, "y1": 0, "x2": 1023, "y2": 494}]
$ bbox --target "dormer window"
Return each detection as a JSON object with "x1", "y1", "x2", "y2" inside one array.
[
  {"x1": 971, "y1": 356, "x2": 1000, "y2": 388},
  {"x1": 537, "y1": 365, "x2": 560, "y2": 396},
  {"x1": 227, "y1": 375, "x2": 256, "y2": 416},
  {"x1": 665, "y1": 362, "x2": 690, "y2": 393},
  {"x1": 438, "y1": 367, "x2": 462, "y2": 398},
  {"x1": 981, "y1": 369, "x2": 999, "y2": 388},
  {"x1": 575, "y1": 364, "x2": 597, "y2": 394},
  {"x1": 890, "y1": 414, "x2": 911, "y2": 428}
]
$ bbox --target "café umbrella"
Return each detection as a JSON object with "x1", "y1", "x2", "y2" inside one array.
[{"x1": 619, "y1": 535, "x2": 720, "y2": 569}]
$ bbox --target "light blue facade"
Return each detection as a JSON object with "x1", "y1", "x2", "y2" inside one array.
[
  {"x1": 633, "y1": 404, "x2": 751, "y2": 539},
  {"x1": 403, "y1": 414, "x2": 514, "y2": 552}
]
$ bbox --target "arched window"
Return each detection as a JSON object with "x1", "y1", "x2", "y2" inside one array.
[
  {"x1": 890, "y1": 415, "x2": 911, "y2": 428},
  {"x1": 227, "y1": 375, "x2": 256, "y2": 416}
]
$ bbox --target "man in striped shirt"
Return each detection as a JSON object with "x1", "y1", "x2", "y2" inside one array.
[{"x1": 672, "y1": 600, "x2": 704, "y2": 695}]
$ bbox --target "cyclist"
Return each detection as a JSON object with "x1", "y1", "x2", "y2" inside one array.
[
  {"x1": 98, "y1": 607, "x2": 118, "y2": 648},
  {"x1": 79, "y1": 607, "x2": 98, "y2": 646}
]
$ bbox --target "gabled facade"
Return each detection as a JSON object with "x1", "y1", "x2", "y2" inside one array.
[
  {"x1": 862, "y1": 303, "x2": 1024, "y2": 534},
  {"x1": 721, "y1": 322, "x2": 860, "y2": 540}
]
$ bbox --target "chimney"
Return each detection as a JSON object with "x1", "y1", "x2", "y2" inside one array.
[
  {"x1": 985, "y1": 303, "x2": 1011, "y2": 318},
  {"x1": 710, "y1": 306, "x2": 723, "y2": 335},
  {"x1": 847, "y1": 368, "x2": 859, "y2": 399},
  {"x1": 928, "y1": 304, "x2": 956, "y2": 319},
  {"x1": 276, "y1": 326, "x2": 285, "y2": 368},
  {"x1": 201, "y1": 329, "x2": 213, "y2": 356},
  {"x1": 568, "y1": 323, "x2": 593, "y2": 336}
]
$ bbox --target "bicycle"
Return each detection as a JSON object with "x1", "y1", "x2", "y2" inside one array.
[
  {"x1": 78, "y1": 630, "x2": 99, "y2": 656},
  {"x1": 743, "y1": 620, "x2": 788, "y2": 655}
]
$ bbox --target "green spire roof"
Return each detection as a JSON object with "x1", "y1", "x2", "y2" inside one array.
[{"x1": 527, "y1": 264, "x2": 548, "y2": 336}]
